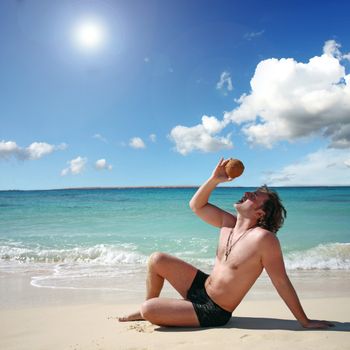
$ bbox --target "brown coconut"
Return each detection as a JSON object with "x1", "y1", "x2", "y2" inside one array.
[{"x1": 225, "y1": 158, "x2": 245, "y2": 179}]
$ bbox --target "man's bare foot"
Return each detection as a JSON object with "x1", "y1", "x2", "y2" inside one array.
[{"x1": 118, "y1": 311, "x2": 144, "y2": 322}]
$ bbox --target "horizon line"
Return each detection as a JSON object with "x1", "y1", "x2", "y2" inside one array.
[{"x1": 1, "y1": 184, "x2": 350, "y2": 192}]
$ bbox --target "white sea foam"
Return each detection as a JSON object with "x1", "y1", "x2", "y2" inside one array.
[
  {"x1": 1, "y1": 241, "x2": 349, "y2": 291},
  {"x1": 0, "y1": 243, "x2": 148, "y2": 265},
  {"x1": 284, "y1": 243, "x2": 350, "y2": 270},
  {"x1": 1, "y1": 242, "x2": 350, "y2": 278}
]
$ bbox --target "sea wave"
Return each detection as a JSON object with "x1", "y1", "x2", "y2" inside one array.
[
  {"x1": 284, "y1": 243, "x2": 350, "y2": 270},
  {"x1": 1, "y1": 242, "x2": 349, "y2": 270},
  {"x1": 0, "y1": 243, "x2": 147, "y2": 265},
  {"x1": 1, "y1": 241, "x2": 349, "y2": 290}
]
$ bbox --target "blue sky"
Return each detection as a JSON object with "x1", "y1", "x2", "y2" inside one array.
[{"x1": 1, "y1": 0, "x2": 350, "y2": 190}]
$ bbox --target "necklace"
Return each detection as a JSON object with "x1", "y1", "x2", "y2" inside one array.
[{"x1": 224, "y1": 228, "x2": 250, "y2": 261}]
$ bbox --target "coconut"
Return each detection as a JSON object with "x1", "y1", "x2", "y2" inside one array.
[{"x1": 225, "y1": 158, "x2": 245, "y2": 178}]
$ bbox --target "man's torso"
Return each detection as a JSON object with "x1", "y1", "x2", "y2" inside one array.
[{"x1": 205, "y1": 226, "x2": 269, "y2": 311}]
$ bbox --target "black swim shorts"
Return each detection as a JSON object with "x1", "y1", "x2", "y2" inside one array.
[{"x1": 186, "y1": 270, "x2": 232, "y2": 327}]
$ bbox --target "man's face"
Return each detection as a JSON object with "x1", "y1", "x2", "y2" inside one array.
[{"x1": 234, "y1": 190, "x2": 269, "y2": 215}]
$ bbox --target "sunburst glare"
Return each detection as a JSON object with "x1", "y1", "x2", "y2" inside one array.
[{"x1": 73, "y1": 18, "x2": 106, "y2": 50}]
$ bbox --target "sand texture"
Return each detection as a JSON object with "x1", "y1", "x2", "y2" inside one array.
[{"x1": 1, "y1": 297, "x2": 349, "y2": 350}]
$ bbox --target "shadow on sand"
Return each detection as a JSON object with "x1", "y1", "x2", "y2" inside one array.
[{"x1": 155, "y1": 317, "x2": 350, "y2": 332}]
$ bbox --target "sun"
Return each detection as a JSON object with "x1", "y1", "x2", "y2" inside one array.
[{"x1": 73, "y1": 19, "x2": 106, "y2": 50}]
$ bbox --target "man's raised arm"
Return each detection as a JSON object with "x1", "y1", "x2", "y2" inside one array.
[{"x1": 189, "y1": 158, "x2": 236, "y2": 228}]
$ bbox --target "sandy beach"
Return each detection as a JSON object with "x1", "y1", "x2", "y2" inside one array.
[
  {"x1": 1, "y1": 298, "x2": 349, "y2": 350},
  {"x1": 1, "y1": 272, "x2": 349, "y2": 350}
]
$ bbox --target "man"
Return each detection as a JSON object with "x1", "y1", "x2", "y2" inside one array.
[{"x1": 119, "y1": 158, "x2": 333, "y2": 329}]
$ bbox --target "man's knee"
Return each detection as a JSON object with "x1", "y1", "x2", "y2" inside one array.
[
  {"x1": 140, "y1": 299, "x2": 157, "y2": 323},
  {"x1": 148, "y1": 251, "x2": 167, "y2": 269}
]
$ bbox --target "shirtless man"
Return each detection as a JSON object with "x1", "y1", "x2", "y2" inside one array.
[{"x1": 119, "y1": 158, "x2": 333, "y2": 329}]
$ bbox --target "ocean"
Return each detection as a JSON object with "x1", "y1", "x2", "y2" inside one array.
[{"x1": 0, "y1": 187, "x2": 349, "y2": 292}]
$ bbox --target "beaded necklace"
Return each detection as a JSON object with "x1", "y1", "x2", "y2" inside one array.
[{"x1": 224, "y1": 228, "x2": 251, "y2": 261}]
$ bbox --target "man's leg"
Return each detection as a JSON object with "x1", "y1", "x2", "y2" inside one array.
[
  {"x1": 118, "y1": 252, "x2": 198, "y2": 322},
  {"x1": 141, "y1": 297, "x2": 200, "y2": 327}
]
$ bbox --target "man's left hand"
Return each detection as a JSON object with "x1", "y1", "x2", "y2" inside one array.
[{"x1": 302, "y1": 319, "x2": 334, "y2": 329}]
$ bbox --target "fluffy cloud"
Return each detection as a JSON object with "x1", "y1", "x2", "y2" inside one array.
[
  {"x1": 216, "y1": 71, "x2": 233, "y2": 94},
  {"x1": 264, "y1": 148, "x2": 350, "y2": 186},
  {"x1": 0, "y1": 141, "x2": 19, "y2": 159},
  {"x1": 169, "y1": 115, "x2": 232, "y2": 155},
  {"x1": 169, "y1": 40, "x2": 349, "y2": 155},
  {"x1": 129, "y1": 137, "x2": 146, "y2": 149},
  {"x1": 224, "y1": 40, "x2": 350, "y2": 148},
  {"x1": 61, "y1": 156, "x2": 87, "y2": 176},
  {"x1": 0, "y1": 140, "x2": 67, "y2": 160},
  {"x1": 95, "y1": 158, "x2": 112, "y2": 171}
]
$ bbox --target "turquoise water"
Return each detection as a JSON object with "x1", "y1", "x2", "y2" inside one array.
[{"x1": 0, "y1": 187, "x2": 349, "y2": 289}]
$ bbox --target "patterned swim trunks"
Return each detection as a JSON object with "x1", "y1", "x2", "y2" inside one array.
[{"x1": 186, "y1": 270, "x2": 232, "y2": 327}]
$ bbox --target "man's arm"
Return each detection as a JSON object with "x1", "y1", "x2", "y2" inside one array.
[
  {"x1": 261, "y1": 233, "x2": 333, "y2": 329},
  {"x1": 189, "y1": 158, "x2": 236, "y2": 228}
]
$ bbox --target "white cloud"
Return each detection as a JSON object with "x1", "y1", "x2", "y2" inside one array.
[
  {"x1": 93, "y1": 133, "x2": 107, "y2": 143},
  {"x1": 0, "y1": 140, "x2": 67, "y2": 161},
  {"x1": 216, "y1": 71, "x2": 233, "y2": 94},
  {"x1": 0, "y1": 141, "x2": 20, "y2": 159},
  {"x1": 244, "y1": 30, "x2": 265, "y2": 41},
  {"x1": 129, "y1": 137, "x2": 146, "y2": 149},
  {"x1": 61, "y1": 156, "x2": 87, "y2": 176},
  {"x1": 323, "y1": 40, "x2": 342, "y2": 59},
  {"x1": 168, "y1": 40, "x2": 350, "y2": 157},
  {"x1": 324, "y1": 40, "x2": 350, "y2": 63},
  {"x1": 27, "y1": 142, "x2": 67, "y2": 159},
  {"x1": 223, "y1": 40, "x2": 350, "y2": 148},
  {"x1": 169, "y1": 115, "x2": 232, "y2": 156},
  {"x1": 201, "y1": 115, "x2": 226, "y2": 134},
  {"x1": 264, "y1": 148, "x2": 350, "y2": 186},
  {"x1": 149, "y1": 134, "x2": 157, "y2": 143},
  {"x1": 95, "y1": 158, "x2": 112, "y2": 171}
]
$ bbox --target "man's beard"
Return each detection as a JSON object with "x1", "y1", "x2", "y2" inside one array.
[{"x1": 236, "y1": 194, "x2": 247, "y2": 204}]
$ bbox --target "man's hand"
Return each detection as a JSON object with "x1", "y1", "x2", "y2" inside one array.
[
  {"x1": 210, "y1": 158, "x2": 233, "y2": 184},
  {"x1": 302, "y1": 319, "x2": 334, "y2": 329}
]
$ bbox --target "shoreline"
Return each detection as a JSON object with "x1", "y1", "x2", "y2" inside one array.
[{"x1": 1, "y1": 269, "x2": 350, "y2": 309}]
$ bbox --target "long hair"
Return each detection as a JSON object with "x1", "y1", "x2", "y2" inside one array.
[{"x1": 256, "y1": 185, "x2": 287, "y2": 234}]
